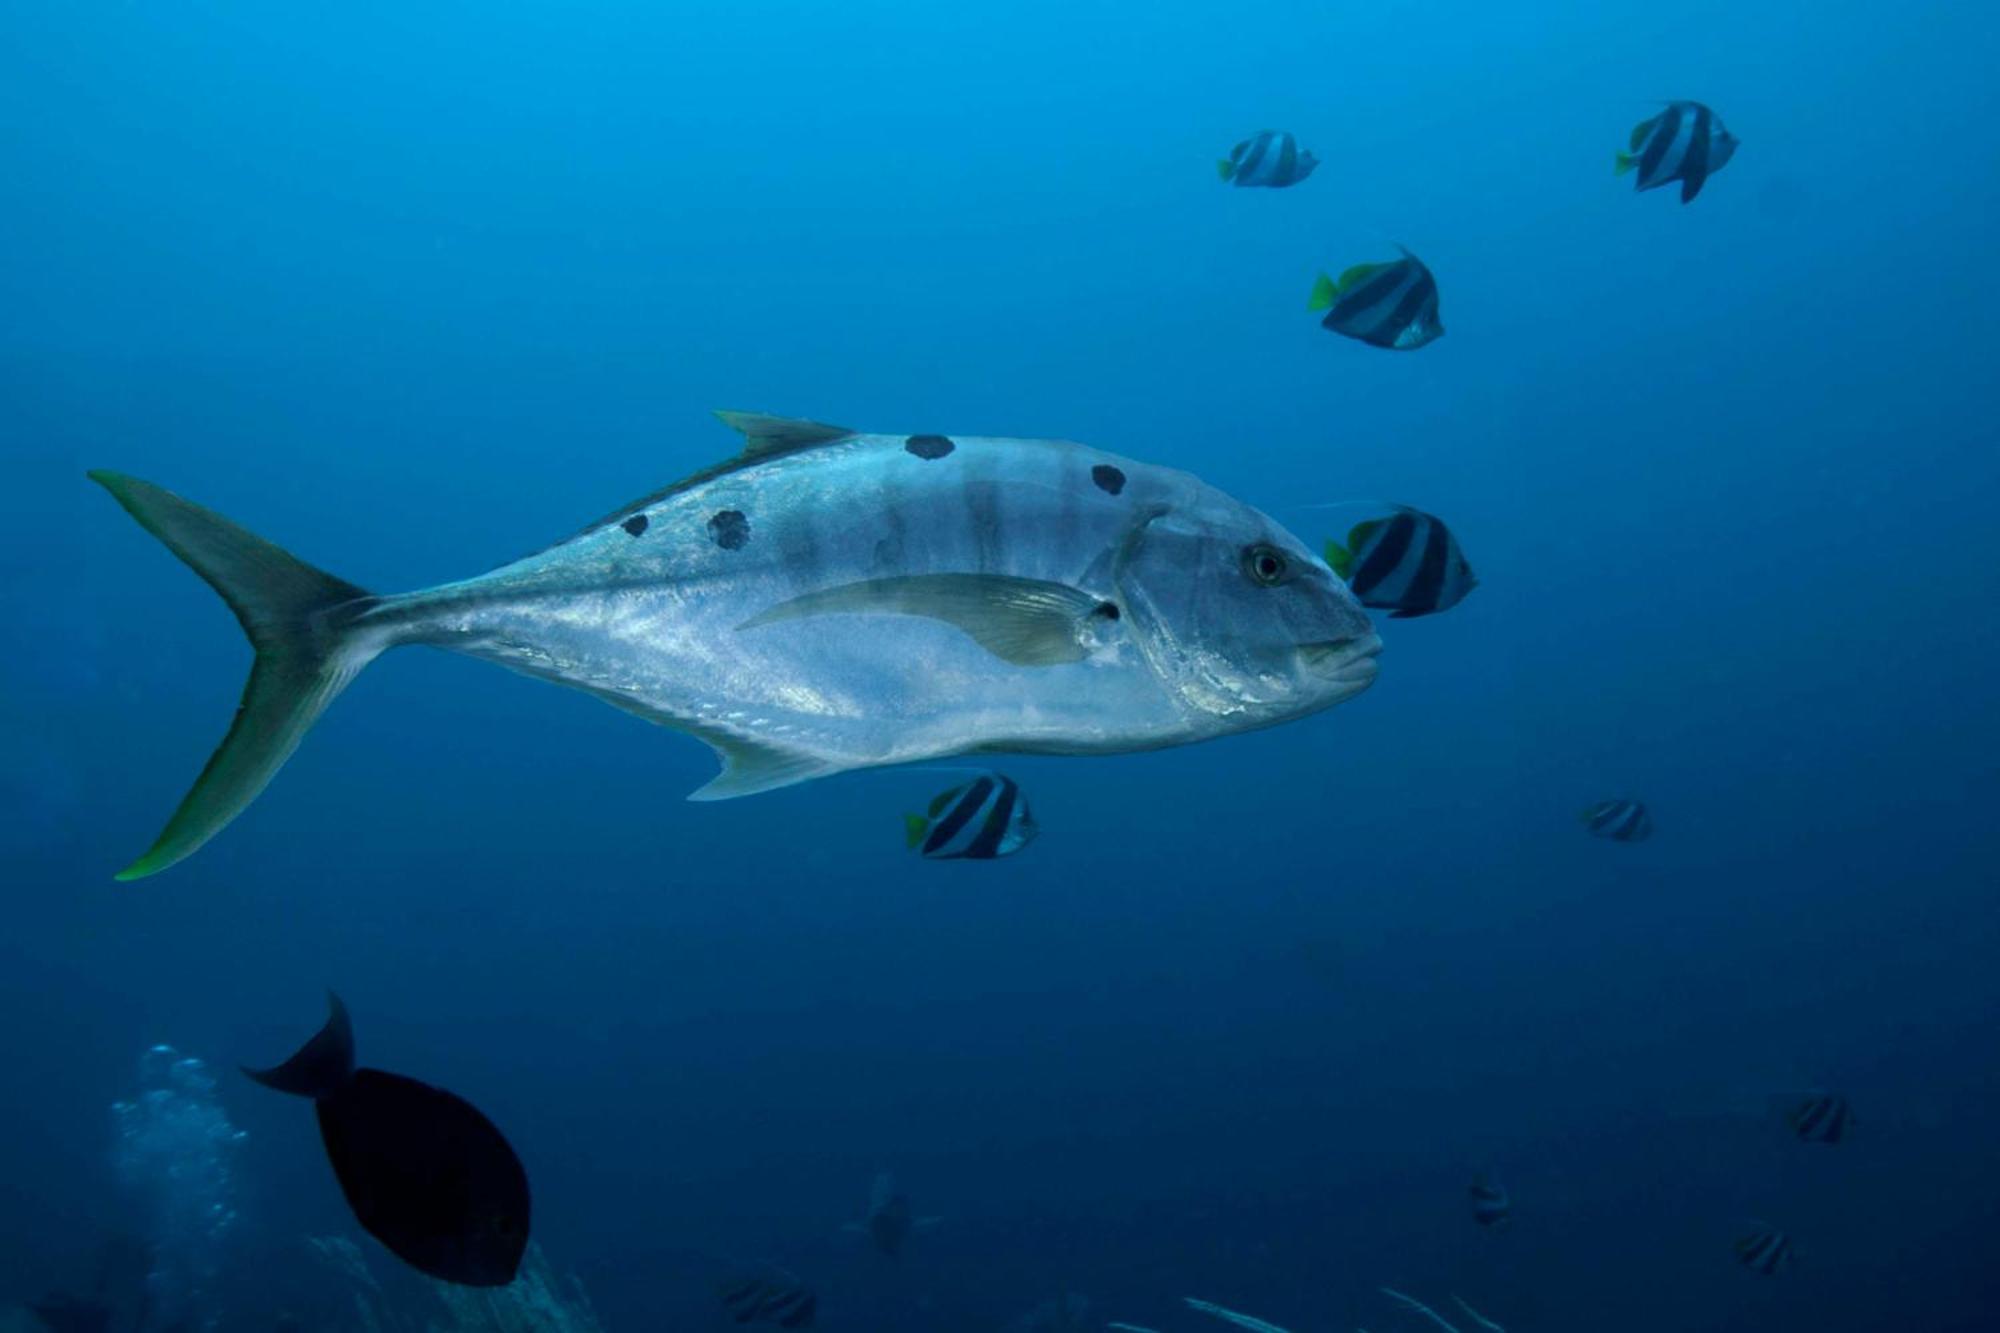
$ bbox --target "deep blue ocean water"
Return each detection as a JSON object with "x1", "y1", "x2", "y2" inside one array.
[{"x1": 4, "y1": 1, "x2": 1998, "y2": 1329}]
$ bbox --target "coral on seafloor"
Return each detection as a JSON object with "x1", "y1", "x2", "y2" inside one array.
[{"x1": 305, "y1": 1237, "x2": 603, "y2": 1333}]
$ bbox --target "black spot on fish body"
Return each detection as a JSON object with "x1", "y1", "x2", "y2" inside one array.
[
  {"x1": 1094, "y1": 601, "x2": 1120, "y2": 620},
  {"x1": 1091, "y1": 464, "x2": 1126, "y2": 495},
  {"x1": 905, "y1": 434, "x2": 955, "y2": 460},
  {"x1": 622, "y1": 514, "x2": 649, "y2": 537},
  {"x1": 708, "y1": 510, "x2": 750, "y2": 550}
]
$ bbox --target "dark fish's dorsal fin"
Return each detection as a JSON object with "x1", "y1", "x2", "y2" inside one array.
[
  {"x1": 243, "y1": 991, "x2": 355, "y2": 1099},
  {"x1": 712, "y1": 410, "x2": 854, "y2": 456}
]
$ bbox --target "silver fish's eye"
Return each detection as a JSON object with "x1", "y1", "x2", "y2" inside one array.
[{"x1": 1242, "y1": 543, "x2": 1289, "y2": 586}]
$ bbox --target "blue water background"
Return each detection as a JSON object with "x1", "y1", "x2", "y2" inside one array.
[{"x1": 3, "y1": 0, "x2": 1998, "y2": 1329}]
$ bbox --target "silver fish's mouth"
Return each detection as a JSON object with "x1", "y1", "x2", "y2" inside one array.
[{"x1": 1299, "y1": 632, "x2": 1383, "y2": 691}]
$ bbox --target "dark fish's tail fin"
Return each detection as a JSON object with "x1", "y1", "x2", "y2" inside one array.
[
  {"x1": 1215, "y1": 158, "x2": 1236, "y2": 181},
  {"x1": 90, "y1": 472, "x2": 385, "y2": 880},
  {"x1": 904, "y1": 813, "x2": 930, "y2": 849},
  {"x1": 244, "y1": 992, "x2": 355, "y2": 1099},
  {"x1": 1614, "y1": 150, "x2": 1637, "y2": 175}
]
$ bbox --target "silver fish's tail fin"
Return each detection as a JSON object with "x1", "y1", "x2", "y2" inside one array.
[{"x1": 91, "y1": 472, "x2": 384, "y2": 880}]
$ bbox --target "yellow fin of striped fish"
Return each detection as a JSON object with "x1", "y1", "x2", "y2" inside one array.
[{"x1": 1335, "y1": 262, "x2": 1387, "y2": 295}]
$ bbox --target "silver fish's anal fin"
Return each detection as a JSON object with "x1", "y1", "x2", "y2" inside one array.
[
  {"x1": 687, "y1": 733, "x2": 848, "y2": 801},
  {"x1": 90, "y1": 471, "x2": 386, "y2": 880},
  {"x1": 737, "y1": 574, "x2": 1106, "y2": 667},
  {"x1": 712, "y1": 410, "x2": 854, "y2": 456}
]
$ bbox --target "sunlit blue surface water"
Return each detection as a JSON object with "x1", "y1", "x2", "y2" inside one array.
[{"x1": 3, "y1": 1, "x2": 1998, "y2": 1329}]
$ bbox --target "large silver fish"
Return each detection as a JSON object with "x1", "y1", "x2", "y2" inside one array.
[{"x1": 93, "y1": 411, "x2": 1381, "y2": 878}]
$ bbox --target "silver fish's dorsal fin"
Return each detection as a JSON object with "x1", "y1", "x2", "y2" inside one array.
[
  {"x1": 737, "y1": 574, "x2": 1108, "y2": 667},
  {"x1": 712, "y1": 410, "x2": 854, "y2": 456},
  {"x1": 543, "y1": 412, "x2": 858, "y2": 553}
]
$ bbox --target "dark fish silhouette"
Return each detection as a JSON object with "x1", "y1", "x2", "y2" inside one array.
[
  {"x1": 1581, "y1": 798, "x2": 1653, "y2": 842},
  {"x1": 1785, "y1": 1090, "x2": 1853, "y2": 1144},
  {"x1": 865, "y1": 1172, "x2": 914, "y2": 1256},
  {"x1": 28, "y1": 1294, "x2": 112, "y2": 1333},
  {"x1": 1323, "y1": 506, "x2": 1476, "y2": 619},
  {"x1": 905, "y1": 772, "x2": 1038, "y2": 860},
  {"x1": 717, "y1": 1269, "x2": 817, "y2": 1327},
  {"x1": 1616, "y1": 101, "x2": 1739, "y2": 203},
  {"x1": 1217, "y1": 130, "x2": 1319, "y2": 187},
  {"x1": 244, "y1": 994, "x2": 530, "y2": 1286},
  {"x1": 1735, "y1": 1221, "x2": 1794, "y2": 1275},
  {"x1": 1468, "y1": 1172, "x2": 1510, "y2": 1226},
  {"x1": 1308, "y1": 249, "x2": 1443, "y2": 350}
]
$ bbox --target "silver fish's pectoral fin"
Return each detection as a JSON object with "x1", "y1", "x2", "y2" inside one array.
[
  {"x1": 687, "y1": 732, "x2": 850, "y2": 801},
  {"x1": 737, "y1": 574, "x2": 1109, "y2": 667},
  {"x1": 712, "y1": 410, "x2": 854, "y2": 456}
]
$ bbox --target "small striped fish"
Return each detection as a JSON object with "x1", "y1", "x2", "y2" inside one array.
[
  {"x1": 1217, "y1": 130, "x2": 1319, "y2": 187},
  {"x1": 1308, "y1": 249, "x2": 1442, "y2": 350},
  {"x1": 905, "y1": 772, "x2": 1038, "y2": 860},
  {"x1": 1323, "y1": 507, "x2": 1475, "y2": 619},
  {"x1": 1786, "y1": 1090, "x2": 1853, "y2": 1145},
  {"x1": 1581, "y1": 798, "x2": 1653, "y2": 842},
  {"x1": 1734, "y1": 1222, "x2": 1794, "y2": 1276},
  {"x1": 718, "y1": 1270, "x2": 817, "y2": 1327},
  {"x1": 1469, "y1": 1172, "x2": 1510, "y2": 1226},
  {"x1": 1616, "y1": 101, "x2": 1739, "y2": 203}
]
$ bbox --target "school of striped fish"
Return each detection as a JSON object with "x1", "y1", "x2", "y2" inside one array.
[{"x1": 80, "y1": 83, "x2": 1873, "y2": 1329}]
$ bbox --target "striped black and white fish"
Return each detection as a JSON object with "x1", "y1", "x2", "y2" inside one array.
[
  {"x1": 1307, "y1": 249, "x2": 1443, "y2": 350},
  {"x1": 1322, "y1": 507, "x2": 1475, "y2": 619},
  {"x1": 1581, "y1": 798, "x2": 1653, "y2": 842},
  {"x1": 1734, "y1": 1222, "x2": 1794, "y2": 1276},
  {"x1": 1786, "y1": 1090, "x2": 1853, "y2": 1145},
  {"x1": 718, "y1": 1269, "x2": 817, "y2": 1327},
  {"x1": 1468, "y1": 1172, "x2": 1510, "y2": 1227},
  {"x1": 904, "y1": 772, "x2": 1038, "y2": 860},
  {"x1": 1217, "y1": 130, "x2": 1319, "y2": 187},
  {"x1": 1616, "y1": 101, "x2": 1739, "y2": 203}
]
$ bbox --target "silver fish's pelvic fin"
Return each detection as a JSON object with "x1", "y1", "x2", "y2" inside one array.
[
  {"x1": 737, "y1": 573, "x2": 1108, "y2": 666},
  {"x1": 89, "y1": 472, "x2": 385, "y2": 881}
]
